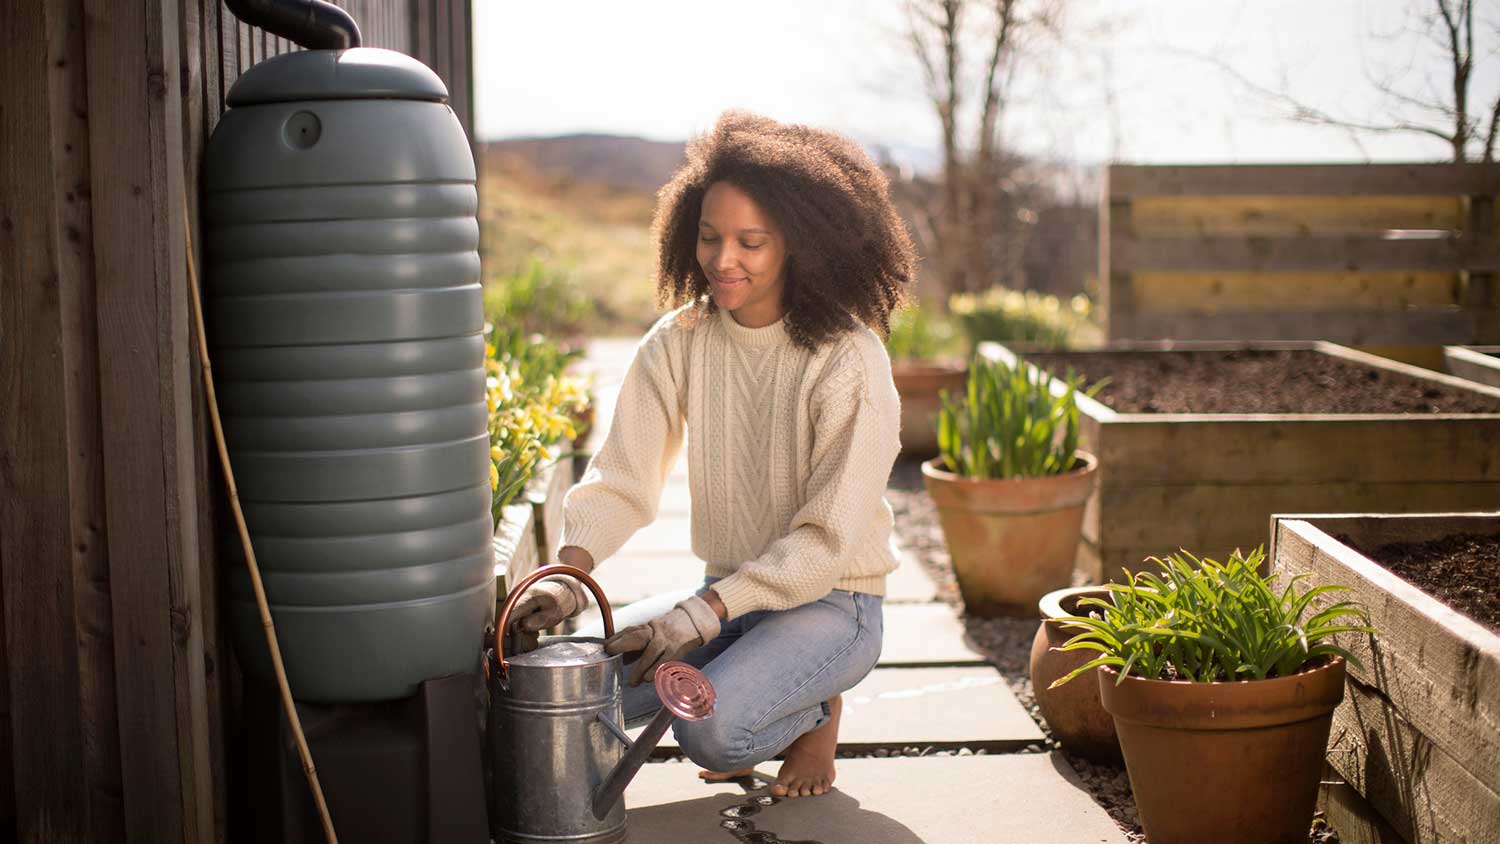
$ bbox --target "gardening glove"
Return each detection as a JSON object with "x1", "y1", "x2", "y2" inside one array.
[
  {"x1": 604, "y1": 595, "x2": 721, "y2": 687},
  {"x1": 506, "y1": 576, "x2": 590, "y2": 654}
]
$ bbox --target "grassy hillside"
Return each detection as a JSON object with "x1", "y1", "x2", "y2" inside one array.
[{"x1": 478, "y1": 140, "x2": 677, "y2": 338}]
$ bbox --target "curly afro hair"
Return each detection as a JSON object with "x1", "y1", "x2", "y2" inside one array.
[{"x1": 653, "y1": 111, "x2": 917, "y2": 350}]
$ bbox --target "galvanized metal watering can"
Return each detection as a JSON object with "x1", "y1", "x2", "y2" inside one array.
[{"x1": 489, "y1": 565, "x2": 717, "y2": 844}]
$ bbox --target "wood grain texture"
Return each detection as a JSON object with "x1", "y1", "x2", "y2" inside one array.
[
  {"x1": 527, "y1": 449, "x2": 574, "y2": 566},
  {"x1": 1112, "y1": 233, "x2": 1500, "y2": 274},
  {"x1": 1, "y1": 3, "x2": 93, "y2": 840},
  {"x1": 495, "y1": 502, "x2": 539, "y2": 605},
  {"x1": 1326, "y1": 677, "x2": 1500, "y2": 844},
  {"x1": 1130, "y1": 196, "x2": 1464, "y2": 237},
  {"x1": 1110, "y1": 163, "x2": 1500, "y2": 198},
  {"x1": 1444, "y1": 345, "x2": 1500, "y2": 388},
  {"x1": 1109, "y1": 309, "x2": 1479, "y2": 345},
  {"x1": 81, "y1": 0, "x2": 213, "y2": 839},
  {"x1": 1274, "y1": 517, "x2": 1500, "y2": 803},
  {"x1": 1130, "y1": 271, "x2": 1460, "y2": 312}
]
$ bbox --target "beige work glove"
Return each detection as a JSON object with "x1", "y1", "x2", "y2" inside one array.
[
  {"x1": 604, "y1": 595, "x2": 721, "y2": 686},
  {"x1": 506, "y1": 576, "x2": 590, "y2": 654}
]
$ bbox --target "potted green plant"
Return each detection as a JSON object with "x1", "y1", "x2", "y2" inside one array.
[
  {"x1": 886, "y1": 303, "x2": 967, "y2": 456},
  {"x1": 920, "y1": 353, "x2": 1099, "y2": 616},
  {"x1": 1050, "y1": 548, "x2": 1377, "y2": 844}
]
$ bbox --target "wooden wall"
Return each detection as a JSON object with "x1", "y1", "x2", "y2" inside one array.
[
  {"x1": 0, "y1": 2, "x2": 476, "y2": 842},
  {"x1": 1103, "y1": 164, "x2": 1500, "y2": 359}
]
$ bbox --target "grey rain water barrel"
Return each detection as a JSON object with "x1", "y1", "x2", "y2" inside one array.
[{"x1": 203, "y1": 48, "x2": 493, "y2": 702}]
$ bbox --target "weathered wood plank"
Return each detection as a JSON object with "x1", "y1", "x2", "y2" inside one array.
[
  {"x1": 527, "y1": 450, "x2": 574, "y2": 566},
  {"x1": 1108, "y1": 309, "x2": 1478, "y2": 346},
  {"x1": 495, "y1": 501, "x2": 538, "y2": 608},
  {"x1": 82, "y1": 0, "x2": 214, "y2": 839},
  {"x1": 1113, "y1": 233, "x2": 1500, "y2": 274},
  {"x1": 0, "y1": 3, "x2": 94, "y2": 840},
  {"x1": 1319, "y1": 767, "x2": 1408, "y2": 844},
  {"x1": 1274, "y1": 518, "x2": 1500, "y2": 800},
  {"x1": 1110, "y1": 163, "x2": 1500, "y2": 198},
  {"x1": 1092, "y1": 482, "x2": 1500, "y2": 561},
  {"x1": 1131, "y1": 271, "x2": 1459, "y2": 312},
  {"x1": 1092, "y1": 417, "x2": 1500, "y2": 485},
  {"x1": 1324, "y1": 676, "x2": 1500, "y2": 844},
  {"x1": 1129, "y1": 195, "x2": 1464, "y2": 237},
  {"x1": 1444, "y1": 345, "x2": 1500, "y2": 387},
  {"x1": 447, "y1": 0, "x2": 472, "y2": 139}
]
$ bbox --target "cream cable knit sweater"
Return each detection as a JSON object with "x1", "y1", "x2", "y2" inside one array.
[{"x1": 559, "y1": 302, "x2": 903, "y2": 620}]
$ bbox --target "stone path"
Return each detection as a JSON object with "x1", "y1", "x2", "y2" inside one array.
[{"x1": 571, "y1": 339, "x2": 1129, "y2": 843}]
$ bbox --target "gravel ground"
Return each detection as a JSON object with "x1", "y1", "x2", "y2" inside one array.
[{"x1": 885, "y1": 456, "x2": 1341, "y2": 844}]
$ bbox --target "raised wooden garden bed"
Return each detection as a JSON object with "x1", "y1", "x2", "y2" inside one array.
[
  {"x1": 526, "y1": 446, "x2": 574, "y2": 569},
  {"x1": 1444, "y1": 345, "x2": 1500, "y2": 388},
  {"x1": 979, "y1": 341, "x2": 1500, "y2": 579},
  {"x1": 1273, "y1": 514, "x2": 1500, "y2": 844},
  {"x1": 492, "y1": 502, "x2": 537, "y2": 610}
]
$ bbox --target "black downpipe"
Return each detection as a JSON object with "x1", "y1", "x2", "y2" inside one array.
[{"x1": 224, "y1": 0, "x2": 362, "y2": 50}]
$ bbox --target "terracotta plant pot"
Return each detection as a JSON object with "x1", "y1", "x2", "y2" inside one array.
[
  {"x1": 921, "y1": 452, "x2": 1097, "y2": 617},
  {"x1": 1029, "y1": 586, "x2": 1121, "y2": 763},
  {"x1": 1099, "y1": 657, "x2": 1347, "y2": 844},
  {"x1": 891, "y1": 361, "x2": 967, "y2": 456}
]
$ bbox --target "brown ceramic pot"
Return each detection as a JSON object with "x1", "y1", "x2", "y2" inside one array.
[
  {"x1": 1098, "y1": 657, "x2": 1347, "y2": 844},
  {"x1": 891, "y1": 361, "x2": 967, "y2": 456},
  {"x1": 921, "y1": 452, "x2": 1097, "y2": 617},
  {"x1": 1029, "y1": 586, "x2": 1121, "y2": 763}
]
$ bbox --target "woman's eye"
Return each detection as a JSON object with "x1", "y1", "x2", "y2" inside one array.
[
  {"x1": 741, "y1": 241, "x2": 764, "y2": 250},
  {"x1": 699, "y1": 235, "x2": 719, "y2": 244}
]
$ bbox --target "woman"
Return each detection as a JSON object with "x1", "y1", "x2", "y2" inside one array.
[{"x1": 507, "y1": 110, "x2": 916, "y2": 798}]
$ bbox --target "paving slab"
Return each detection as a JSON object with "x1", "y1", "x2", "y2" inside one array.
[
  {"x1": 624, "y1": 754, "x2": 1131, "y2": 844},
  {"x1": 884, "y1": 545, "x2": 939, "y2": 603},
  {"x1": 878, "y1": 604, "x2": 987, "y2": 666},
  {"x1": 641, "y1": 665, "x2": 1042, "y2": 754}
]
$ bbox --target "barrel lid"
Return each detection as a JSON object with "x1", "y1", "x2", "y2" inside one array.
[
  {"x1": 226, "y1": 47, "x2": 448, "y2": 107},
  {"x1": 509, "y1": 638, "x2": 614, "y2": 669}
]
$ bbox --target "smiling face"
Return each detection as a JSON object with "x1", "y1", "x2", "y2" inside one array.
[{"x1": 696, "y1": 181, "x2": 788, "y2": 328}]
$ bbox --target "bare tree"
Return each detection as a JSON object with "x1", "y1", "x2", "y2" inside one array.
[
  {"x1": 900, "y1": 0, "x2": 1060, "y2": 298},
  {"x1": 1219, "y1": 0, "x2": 1499, "y2": 162}
]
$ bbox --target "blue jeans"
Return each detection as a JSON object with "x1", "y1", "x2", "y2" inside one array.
[{"x1": 578, "y1": 579, "x2": 884, "y2": 773}]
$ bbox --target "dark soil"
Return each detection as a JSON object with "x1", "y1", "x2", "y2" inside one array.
[
  {"x1": 1339, "y1": 532, "x2": 1500, "y2": 634},
  {"x1": 885, "y1": 455, "x2": 1341, "y2": 844},
  {"x1": 1024, "y1": 350, "x2": 1500, "y2": 415}
]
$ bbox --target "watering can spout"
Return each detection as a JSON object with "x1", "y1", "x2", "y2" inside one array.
[{"x1": 591, "y1": 662, "x2": 716, "y2": 820}]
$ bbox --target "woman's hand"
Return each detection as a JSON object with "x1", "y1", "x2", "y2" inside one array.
[{"x1": 604, "y1": 594, "x2": 721, "y2": 686}]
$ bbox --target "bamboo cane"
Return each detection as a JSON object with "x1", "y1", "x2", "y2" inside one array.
[{"x1": 182, "y1": 203, "x2": 338, "y2": 843}]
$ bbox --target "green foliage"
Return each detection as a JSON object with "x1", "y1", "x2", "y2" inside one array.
[
  {"x1": 484, "y1": 259, "x2": 595, "y2": 339},
  {"x1": 949, "y1": 288, "x2": 1095, "y2": 350},
  {"x1": 885, "y1": 303, "x2": 964, "y2": 362},
  {"x1": 1049, "y1": 547, "x2": 1377, "y2": 688},
  {"x1": 935, "y1": 354, "x2": 1098, "y2": 479}
]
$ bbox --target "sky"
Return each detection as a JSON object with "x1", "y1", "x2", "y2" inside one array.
[{"x1": 472, "y1": 0, "x2": 1500, "y2": 168}]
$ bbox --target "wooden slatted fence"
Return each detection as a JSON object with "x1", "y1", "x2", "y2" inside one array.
[
  {"x1": 0, "y1": 2, "x2": 477, "y2": 841},
  {"x1": 1103, "y1": 164, "x2": 1500, "y2": 362}
]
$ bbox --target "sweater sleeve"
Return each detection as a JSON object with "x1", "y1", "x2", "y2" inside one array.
[
  {"x1": 710, "y1": 340, "x2": 901, "y2": 619},
  {"x1": 558, "y1": 320, "x2": 686, "y2": 565}
]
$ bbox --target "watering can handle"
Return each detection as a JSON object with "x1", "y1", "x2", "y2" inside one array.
[{"x1": 494, "y1": 564, "x2": 615, "y2": 677}]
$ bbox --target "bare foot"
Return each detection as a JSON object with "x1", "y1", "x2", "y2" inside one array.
[
  {"x1": 697, "y1": 767, "x2": 756, "y2": 783},
  {"x1": 771, "y1": 696, "x2": 841, "y2": 798}
]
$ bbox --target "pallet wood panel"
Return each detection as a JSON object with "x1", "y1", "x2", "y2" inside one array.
[
  {"x1": 1110, "y1": 163, "x2": 1500, "y2": 197},
  {"x1": 1130, "y1": 196, "x2": 1464, "y2": 237},
  {"x1": 1273, "y1": 517, "x2": 1500, "y2": 794},
  {"x1": 1319, "y1": 768, "x2": 1407, "y2": 844},
  {"x1": 495, "y1": 502, "x2": 539, "y2": 606},
  {"x1": 1443, "y1": 345, "x2": 1500, "y2": 387},
  {"x1": 1105, "y1": 164, "x2": 1500, "y2": 348}
]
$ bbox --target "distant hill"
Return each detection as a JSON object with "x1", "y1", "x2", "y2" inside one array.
[{"x1": 481, "y1": 134, "x2": 687, "y2": 195}]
